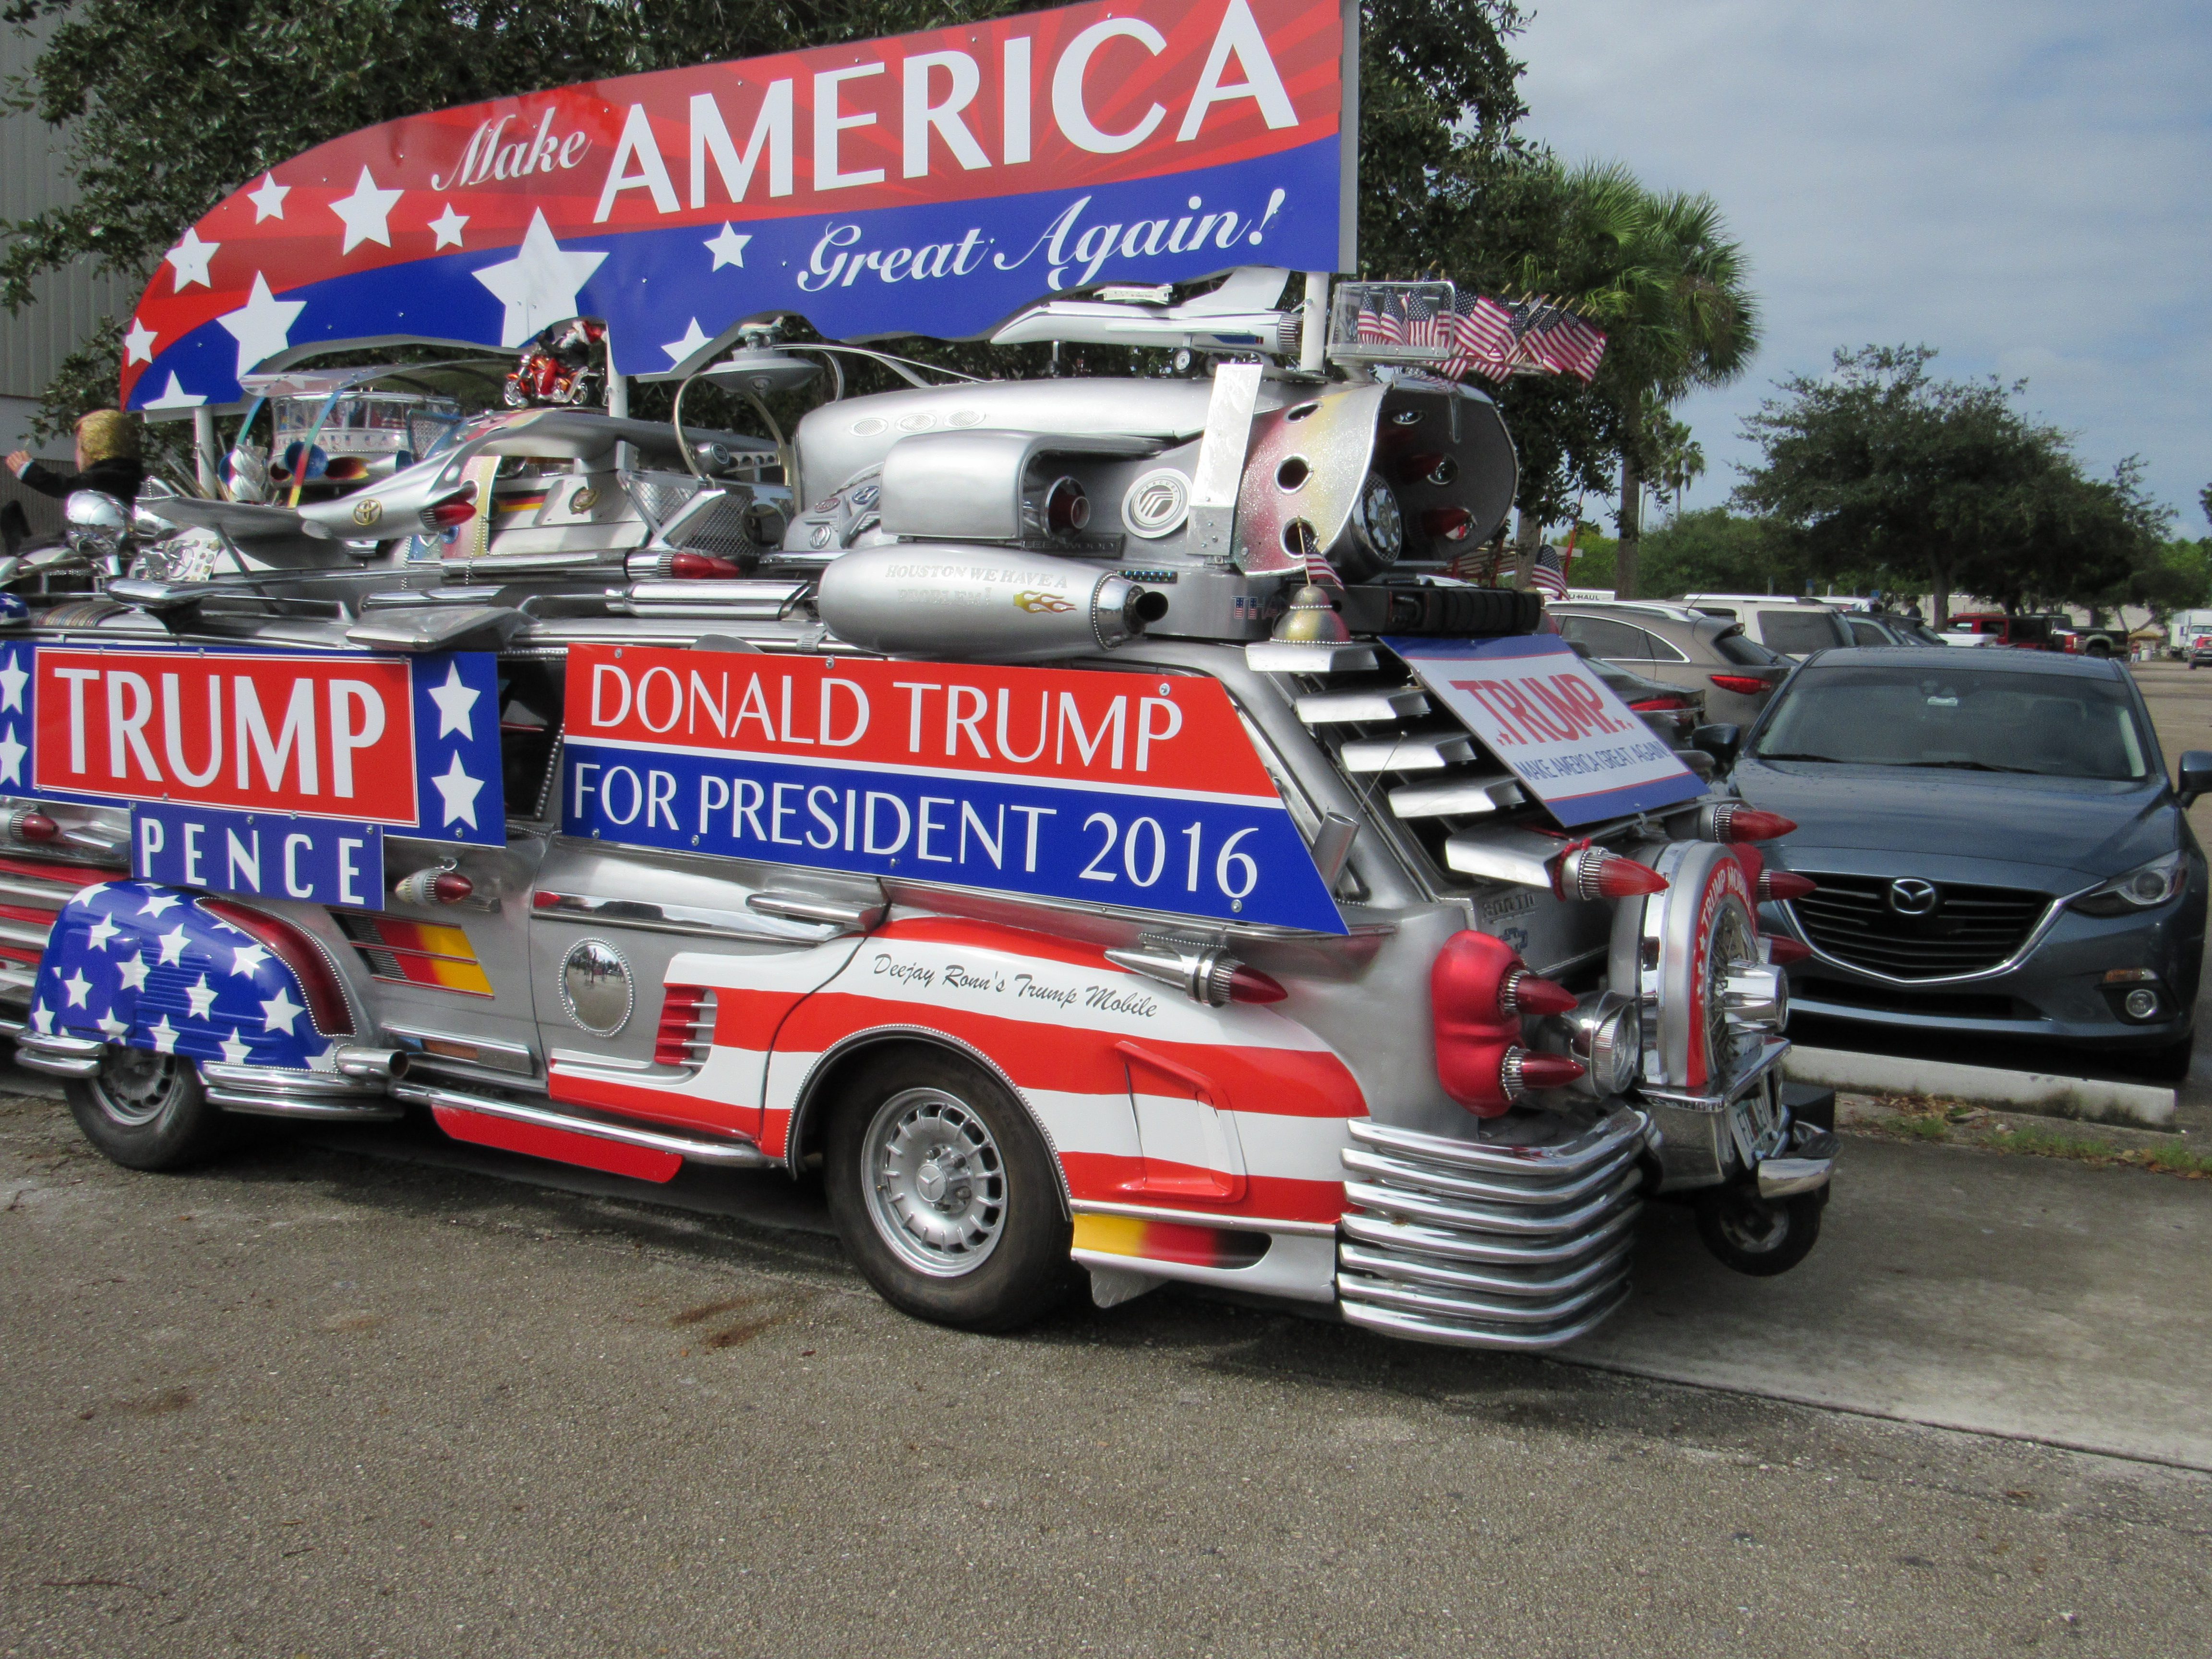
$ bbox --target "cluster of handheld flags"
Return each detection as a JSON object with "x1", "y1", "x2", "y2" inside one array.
[{"x1": 1353, "y1": 288, "x2": 1607, "y2": 386}]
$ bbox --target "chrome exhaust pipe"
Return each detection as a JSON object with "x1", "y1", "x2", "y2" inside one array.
[{"x1": 331, "y1": 1045, "x2": 411, "y2": 1082}]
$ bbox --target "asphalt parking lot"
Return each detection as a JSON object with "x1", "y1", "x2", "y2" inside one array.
[{"x1": 1, "y1": 655, "x2": 2207, "y2": 1658}]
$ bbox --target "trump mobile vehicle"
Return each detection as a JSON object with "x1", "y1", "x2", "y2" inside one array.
[{"x1": 11, "y1": 0, "x2": 1830, "y2": 1347}]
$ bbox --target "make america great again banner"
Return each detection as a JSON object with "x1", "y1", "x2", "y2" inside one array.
[{"x1": 121, "y1": 0, "x2": 1352, "y2": 409}]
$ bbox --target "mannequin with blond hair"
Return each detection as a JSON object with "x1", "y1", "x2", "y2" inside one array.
[{"x1": 6, "y1": 409, "x2": 147, "y2": 504}]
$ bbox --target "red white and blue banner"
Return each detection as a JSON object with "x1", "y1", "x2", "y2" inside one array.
[
  {"x1": 564, "y1": 644, "x2": 1346, "y2": 933},
  {"x1": 120, "y1": 0, "x2": 1355, "y2": 412},
  {"x1": 1388, "y1": 635, "x2": 1705, "y2": 827},
  {"x1": 1, "y1": 642, "x2": 504, "y2": 905}
]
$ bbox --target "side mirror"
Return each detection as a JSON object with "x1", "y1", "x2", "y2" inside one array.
[
  {"x1": 2177, "y1": 750, "x2": 2212, "y2": 807},
  {"x1": 1692, "y1": 723, "x2": 1743, "y2": 770}
]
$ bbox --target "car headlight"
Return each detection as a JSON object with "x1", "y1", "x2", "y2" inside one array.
[{"x1": 2069, "y1": 850, "x2": 2187, "y2": 916}]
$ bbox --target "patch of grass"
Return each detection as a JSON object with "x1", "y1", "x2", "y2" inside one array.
[{"x1": 1855, "y1": 1102, "x2": 2212, "y2": 1178}]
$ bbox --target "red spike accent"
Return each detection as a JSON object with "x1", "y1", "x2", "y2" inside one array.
[
  {"x1": 1719, "y1": 807, "x2": 1797, "y2": 842},
  {"x1": 669, "y1": 551, "x2": 744, "y2": 579},
  {"x1": 14, "y1": 812, "x2": 57, "y2": 843},
  {"x1": 1593, "y1": 855, "x2": 1669, "y2": 899},
  {"x1": 1508, "y1": 1049, "x2": 1587, "y2": 1094},
  {"x1": 1502, "y1": 970, "x2": 1579, "y2": 1018},
  {"x1": 1766, "y1": 936, "x2": 1814, "y2": 966},
  {"x1": 1227, "y1": 966, "x2": 1288, "y2": 1004},
  {"x1": 1759, "y1": 870, "x2": 1817, "y2": 902},
  {"x1": 431, "y1": 871, "x2": 475, "y2": 903}
]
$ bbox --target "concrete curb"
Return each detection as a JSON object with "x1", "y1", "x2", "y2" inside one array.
[{"x1": 1783, "y1": 1045, "x2": 2176, "y2": 1131}]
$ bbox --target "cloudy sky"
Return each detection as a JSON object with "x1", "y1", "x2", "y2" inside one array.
[{"x1": 1513, "y1": 0, "x2": 2211, "y2": 528}]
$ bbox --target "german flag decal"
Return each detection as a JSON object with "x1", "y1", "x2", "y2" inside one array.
[{"x1": 334, "y1": 911, "x2": 493, "y2": 997}]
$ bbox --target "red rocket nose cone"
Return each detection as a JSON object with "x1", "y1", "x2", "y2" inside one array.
[
  {"x1": 1760, "y1": 870, "x2": 1817, "y2": 902},
  {"x1": 1508, "y1": 973, "x2": 1579, "y2": 1018},
  {"x1": 1594, "y1": 855, "x2": 1669, "y2": 898},
  {"x1": 1513, "y1": 1051, "x2": 1587, "y2": 1091},
  {"x1": 1723, "y1": 808, "x2": 1797, "y2": 842}
]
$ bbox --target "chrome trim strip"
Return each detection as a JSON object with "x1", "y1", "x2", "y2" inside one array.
[
  {"x1": 1337, "y1": 1279, "x2": 1632, "y2": 1350},
  {"x1": 529, "y1": 890, "x2": 842, "y2": 944},
  {"x1": 1346, "y1": 1111, "x2": 1649, "y2": 1181},
  {"x1": 746, "y1": 891, "x2": 887, "y2": 930},
  {"x1": 200, "y1": 1061, "x2": 390, "y2": 1099},
  {"x1": 392, "y1": 1081, "x2": 774, "y2": 1168},
  {"x1": 1337, "y1": 1261, "x2": 1630, "y2": 1324},
  {"x1": 1070, "y1": 1199, "x2": 1338, "y2": 1238},
  {"x1": 1339, "y1": 1202, "x2": 1641, "y2": 1269},
  {"x1": 1338, "y1": 1236, "x2": 1633, "y2": 1300},
  {"x1": 15, "y1": 1031, "x2": 104, "y2": 1078},
  {"x1": 1342, "y1": 1171, "x2": 1643, "y2": 1238},
  {"x1": 0, "y1": 917, "x2": 55, "y2": 950},
  {"x1": 382, "y1": 1022, "x2": 539, "y2": 1077}
]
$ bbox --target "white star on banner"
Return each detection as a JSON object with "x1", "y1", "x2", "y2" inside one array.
[
  {"x1": 184, "y1": 974, "x2": 218, "y2": 1019},
  {"x1": 156, "y1": 926, "x2": 188, "y2": 966},
  {"x1": 229, "y1": 943, "x2": 270, "y2": 978},
  {"x1": 30, "y1": 1003, "x2": 51, "y2": 1034},
  {"x1": 123, "y1": 318, "x2": 158, "y2": 365},
  {"x1": 96, "y1": 1011, "x2": 128, "y2": 1040},
  {"x1": 0, "y1": 650, "x2": 26, "y2": 712},
  {"x1": 432, "y1": 752, "x2": 484, "y2": 830},
  {"x1": 116, "y1": 953, "x2": 149, "y2": 992},
  {"x1": 329, "y1": 165, "x2": 405, "y2": 255},
  {"x1": 165, "y1": 227, "x2": 219, "y2": 291},
  {"x1": 471, "y1": 209, "x2": 607, "y2": 348},
  {"x1": 428, "y1": 204, "x2": 469, "y2": 250},
  {"x1": 85, "y1": 913, "x2": 120, "y2": 952},
  {"x1": 218, "y1": 1028, "x2": 252, "y2": 1064},
  {"x1": 661, "y1": 318, "x2": 712, "y2": 366},
  {"x1": 428, "y1": 662, "x2": 480, "y2": 739},
  {"x1": 704, "y1": 223, "x2": 752, "y2": 270},
  {"x1": 149, "y1": 1014, "x2": 179, "y2": 1055},
  {"x1": 260, "y1": 986, "x2": 303, "y2": 1034},
  {"x1": 0, "y1": 725, "x2": 24, "y2": 788},
  {"x1": 62, "y1": 969, "x2": 91, "y2": 1008},
  {"x1": 216, "y1": 273, "x2": 307, "y2": 379},
  {"x1": 246, "y1": 171, "x2": 290, "y2": 222},
  {"x1": 140, "y1": 890, "x2": 180, "y2": 919},
  {"x1": 141, "y1": 373, "x2": 207, "y2": 411}
]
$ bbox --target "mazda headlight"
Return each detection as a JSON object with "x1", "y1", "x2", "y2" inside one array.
[{"x1": 2069, "y1": 850, "x2": 2186, "y2": 916}]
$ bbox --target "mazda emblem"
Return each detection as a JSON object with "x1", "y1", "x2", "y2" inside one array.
[{"x1": 1887, "y1": 878, "x2": 1939, "y2": 916}]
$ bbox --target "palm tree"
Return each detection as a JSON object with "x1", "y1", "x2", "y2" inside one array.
[{"x1": 1533, "y1": 167, "x2": 1760, "y2": 596}]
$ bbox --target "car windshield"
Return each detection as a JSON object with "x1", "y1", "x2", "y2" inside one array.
[
  {"x1": 1713, "y1": 626, "x2": 1781, "y2": 666},
  {"x1": 1761, "y1": 609, "x2": 1854, "y2": 655},
  {"x1": 1754, "y1": 664, "x2": 2151, "y2": 781}
]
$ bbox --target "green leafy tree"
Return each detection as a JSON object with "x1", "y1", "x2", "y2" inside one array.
[{"x1": 1732, "y1": 345, "x2": 2128, "y2": 626}]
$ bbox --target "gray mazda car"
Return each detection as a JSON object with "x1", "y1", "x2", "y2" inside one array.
[{"x1": 1724, "y1": 648, "x2": 2211, "y2": 1075}]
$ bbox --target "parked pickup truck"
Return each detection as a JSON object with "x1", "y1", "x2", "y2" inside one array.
[{"x1": 1939, "y1": 613, "x2": 2056, "y2": 649}]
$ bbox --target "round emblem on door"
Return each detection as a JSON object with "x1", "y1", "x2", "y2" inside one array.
[
  {"x1": 1887, "y1": 878, "x2": 1939, "y2": 916},
  {"x1": 559, "y1": 939, "x2": 633, "y2": 1035}
]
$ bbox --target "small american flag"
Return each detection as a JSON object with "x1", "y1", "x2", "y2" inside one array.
[
  {"x1": 1444, "y1": 293, "x2": 1517, "y2": 382},
  {"x1": 1355, "y1": 306, "x2": 1399, "y2": 347},
  {"x1": 1523, "y1": 306, "x2": 1608, "y2": 383},
  {"x1": 1289, "y1": 518, "x2": 1342, "y2": 589},
  {"x1": 1530, "y1": 542, "x2": 1569, "y2": 598}
]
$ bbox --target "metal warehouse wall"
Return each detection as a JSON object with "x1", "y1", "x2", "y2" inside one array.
[{"x1": 2, "y1": 18, "x2": 141, "y2": 534}]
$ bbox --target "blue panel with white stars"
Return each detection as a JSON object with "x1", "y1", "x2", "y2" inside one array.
[
  {"x1": 0, "y1": 642, "x2": 504, "y2": 850},
  {"x1": 30, "y1": 883, "x2": 336, "y2": 1071}
]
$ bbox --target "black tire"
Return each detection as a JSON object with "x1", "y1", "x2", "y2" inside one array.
[
  {"x1": 1693, "y1": 1185, "x2": 1822, "y2": 1277},
  {"x1": 822, "y1": 1049, "x2": 1072, "y2": 1332},
  {"x1": 63, "y1": 1047, "x2": 228, "y2": 1171}
]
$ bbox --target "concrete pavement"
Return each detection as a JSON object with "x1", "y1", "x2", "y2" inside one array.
[{"x1": 4, "y1": 1082, "x2": 2210, "y2": 1658}]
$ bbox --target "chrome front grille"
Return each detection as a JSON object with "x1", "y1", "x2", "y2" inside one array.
[
  {"x1": 1335, "y1": 1109, "x2": 1648, "y2": 1349},
  {"x1": 1790, "y1": 874, "x2": 2049, "y2": 980}
]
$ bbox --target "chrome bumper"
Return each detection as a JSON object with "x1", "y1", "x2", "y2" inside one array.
[
  {"x1": 200, "y1": 1061, "x2": 403, "y2": 1120},
  {"x1": 1335, "y1": 1107, "x2": 1650, "y2": 1350},
  {"x1": 15, "y1": 1030, "x2": 106, "y2": 1078},
  {"x1": 1639, "y1": 1039, "x2": 1792, "y2": 1193},
  {"x1": 1757, "y1": 1122, "x2": 1838, "y2": 1200}
]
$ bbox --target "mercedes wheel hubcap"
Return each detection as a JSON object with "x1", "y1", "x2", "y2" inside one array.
[{"x1": 861, "y1": 1087, "x2": 1007, "y2": 1277}]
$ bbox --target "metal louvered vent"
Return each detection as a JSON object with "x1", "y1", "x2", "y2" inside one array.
[
  {"x1": 1291, "y1": 657, "x2": 1531, "y2": 887},
  {"x1": 666, "y1": 495, "x2": 760, "y2": 562}
]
